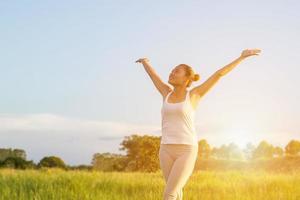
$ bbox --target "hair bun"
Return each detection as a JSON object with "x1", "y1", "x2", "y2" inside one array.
[{"x1": 193, "y1": 74, "x2": 200, "y2": 81}]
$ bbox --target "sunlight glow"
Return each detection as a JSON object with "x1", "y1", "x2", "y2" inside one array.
[{"x1": 222, "y1": 129, "x2": 255, "y2": 149}]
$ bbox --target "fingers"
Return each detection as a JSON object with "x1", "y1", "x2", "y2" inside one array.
[
  {"x1": 135, "y1": 58, "x2": 143, "y2": 63},
  {"x1": 253, "y1": 50, "x2": 261, "y2": 54},
  {"x1": 244, "y1": 48, "x2": 261, "y2": 53},
  {"x1": 251, "y1": 49, "x2": 261, "y2": 53},
  {"x1": 135, "y1": 57, "x2": 149, "y2": 63},
  {"x1": 246, "y1": 49, "x2": 261, "y2": 57}
]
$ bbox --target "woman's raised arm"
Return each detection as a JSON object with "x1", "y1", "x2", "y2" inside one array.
[
  {"x1": 190, "y1": 49, "x2": 261, "y2": 100},
  {"x1": 135, "y1": 58, "x2": 172, "y2": 97}
]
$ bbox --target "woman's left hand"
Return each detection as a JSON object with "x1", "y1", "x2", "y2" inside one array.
[{"x1": 240, "y1": 49, "x2": 261, "y2": 58}]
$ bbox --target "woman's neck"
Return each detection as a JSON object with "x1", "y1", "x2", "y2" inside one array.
[{"x1": 172, "y1": 86, "x2": 187, "y2": 96}]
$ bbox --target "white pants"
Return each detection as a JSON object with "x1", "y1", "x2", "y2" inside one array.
[{"x1": 159, "y1": 143, "x2": 198, "y2": 200}]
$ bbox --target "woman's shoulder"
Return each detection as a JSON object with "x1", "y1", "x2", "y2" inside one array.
[{"x1": 162, "y1": 88, "x2": 173, "y2": 101}]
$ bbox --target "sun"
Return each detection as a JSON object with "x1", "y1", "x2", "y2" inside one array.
[{"x1": 222, "y1": 129, "x2": 255, "y2": 149}]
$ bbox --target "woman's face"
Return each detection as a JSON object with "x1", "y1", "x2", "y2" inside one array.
[{"x1": 168, "y1": 65, "x2": 188, "y2": 86}]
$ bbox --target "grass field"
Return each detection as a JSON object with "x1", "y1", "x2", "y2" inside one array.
[{"x1": 0, "y1": 168, "x2": 300, "y2": 200}]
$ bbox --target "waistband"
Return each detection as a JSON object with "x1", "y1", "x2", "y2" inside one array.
[{"x1": 160, "y1": 143, "x2": 198, "y2": 149}]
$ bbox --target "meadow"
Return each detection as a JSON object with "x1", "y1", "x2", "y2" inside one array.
[{"x1": 0, "y1": 168, "x2": 299, "y2": 200}]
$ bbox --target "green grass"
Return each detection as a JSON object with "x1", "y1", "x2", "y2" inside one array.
[{"x1": 0, "y1": 168, "x2": 299, "y2": 200}]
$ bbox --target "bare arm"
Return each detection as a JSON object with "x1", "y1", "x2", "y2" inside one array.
[
  {"x1": 135, "y1": 58, "x2": 172, "y2": 96},
  {"x1": 190, "y1": 49, "x2": 261, "y2": 99}
]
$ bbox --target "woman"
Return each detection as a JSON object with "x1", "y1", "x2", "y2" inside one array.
[{"x1": 135, "y1": 49, "x2": 261, "y2": 200}]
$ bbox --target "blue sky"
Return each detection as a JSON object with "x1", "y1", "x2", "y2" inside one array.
[{"x1": 0, "y1": 1, "x2": 299, "y2": 165}]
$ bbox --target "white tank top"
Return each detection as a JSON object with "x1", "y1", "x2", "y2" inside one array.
[{"x1": 161, "y1": 89, "x2": 198, "y2": 146}]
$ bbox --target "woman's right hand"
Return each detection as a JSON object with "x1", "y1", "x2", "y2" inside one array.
[{"x1": 135, "y1": 57, "x2": 149, "y2": 64}]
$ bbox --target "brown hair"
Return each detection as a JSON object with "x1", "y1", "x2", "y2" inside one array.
[{"x1": 179, "y1": 64, "x2": 200, "y2": 87}]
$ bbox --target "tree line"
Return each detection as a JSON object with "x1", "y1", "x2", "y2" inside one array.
[
  {"x1": 1, "y1": 134, "x2": 300, "y2": 172},
  {"x1": 0, "y1": 148, "x2": 91, "y2": 170},
  {"x1": 92, "y1": 134, "x2": 300, "y2": 172}
]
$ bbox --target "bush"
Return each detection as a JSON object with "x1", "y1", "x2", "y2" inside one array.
[
  {"x1": 0, "y1": 157, "x2": 35, "y2": 169},
  {"x1": 38, "y1": 156, "x2": 66, "y2": 169}
]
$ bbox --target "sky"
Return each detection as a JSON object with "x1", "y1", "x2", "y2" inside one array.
[{"x1": 0, "y1": 1, "x2": 299, "y2": 165}]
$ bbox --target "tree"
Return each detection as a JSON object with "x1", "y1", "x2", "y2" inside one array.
[
  {"x1": 0, "y1": 148, "x2": 26, "y2": 161},
  {"x1": 38, "y1": 156, "x2": 66, "y2": 169},
  {"x1": 211, "y1": 143, "x2": 244, "y2": 160},
  {"x1": 253, "y1": 140, "x2": 275, "y2": 159},
  {"x1": 91, "y1": 152, "x2": 126, "y2": 171},
  {"x1": 119, "y1": 134, "x2": 160, "y2": 172},
  {"x1": 198, "y1": 139, "x2": 211, "y2": 159},
  {"x1": 212, "y1": 144, "x2": 230, "y2": 159},
  {"x1": 0, "y1": 157, "x2": 35, "y2": 169},
  {"x1": 285, "y1": 140, "x2": 300, "y2": 156},
  {"x1": 12, "y1": 149, "x2": 26, "y2": 160}
]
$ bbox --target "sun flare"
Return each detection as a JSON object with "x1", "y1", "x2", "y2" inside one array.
[{"x1": 222, "y1": 129, "x2": 256, "y2": 149}]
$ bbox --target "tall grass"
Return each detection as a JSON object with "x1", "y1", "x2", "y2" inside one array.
[{"x1": 0, "y1": 168, "x2": 299, "y2": 200}]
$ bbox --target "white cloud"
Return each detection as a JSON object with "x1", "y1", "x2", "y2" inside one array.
[
  {"x1": 0, "y1": 113, "x2": 163, "y2": 164},
  {"x1": 0, "y1": 113, "x2": 161, "y2": 139}
]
